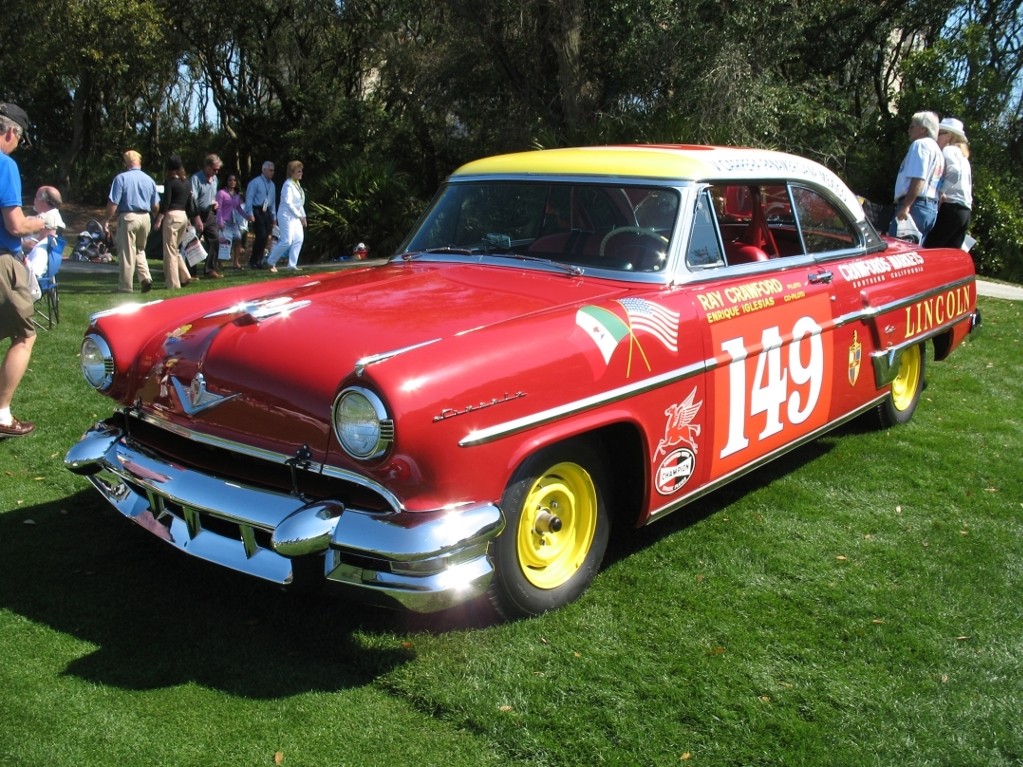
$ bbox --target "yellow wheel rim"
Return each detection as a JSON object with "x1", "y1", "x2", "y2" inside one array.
[
  {"x1": 515, "y1": 461, "x2": 598, "y2": 590},
  {"x1": 891, "y1": 345, "x2": 922, "y2": 412}
]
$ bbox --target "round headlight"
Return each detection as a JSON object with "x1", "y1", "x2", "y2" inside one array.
[
  {"x1": 81, "y1": 334, "x2": 114, "y2": 390},
  {"x1": 333, "y1": 387, "x2": 394, "y2": 459}
]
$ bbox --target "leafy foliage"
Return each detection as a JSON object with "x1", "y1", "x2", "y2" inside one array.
[
  {"x1": 1, "y1": 0, "x2": 1022, "y2": 273},
  {"x1": 1, "y1": 270, "x2": 1021, "y2": 765}
]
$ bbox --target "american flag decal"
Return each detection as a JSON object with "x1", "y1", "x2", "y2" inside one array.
[{"x1": 617, "y1": 298, "x2": 680, "y2": 353}]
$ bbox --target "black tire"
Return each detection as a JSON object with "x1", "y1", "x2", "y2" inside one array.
[
  {"x1": 877, "y1": 342, "x2": 925, "y2": 427},
  {"x1": 489, "y1": 438, "x2": 611, "y2": 619}
]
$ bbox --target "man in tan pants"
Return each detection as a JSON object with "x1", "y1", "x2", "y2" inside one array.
[{"x1": 104, "y1": 150, "x2": 160, "y2": 293}]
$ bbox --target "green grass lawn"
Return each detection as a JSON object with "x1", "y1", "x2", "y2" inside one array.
[{"x1": 1, "y1": 265, "x2": 1020, "y2": 766}]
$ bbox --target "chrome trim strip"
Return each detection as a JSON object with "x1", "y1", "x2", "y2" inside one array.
[
  {"x1": 647, "y1": 394, "x2": 888, "y2": 521},
  {"x1": 325, "y1": 554, "x2": 496, "y2": 613},
  {"x1": 460, "y1": 359, "x2": 707, "y2": 446},
  {"x1": 831, "y1": 276, "x2": 975, "y2": 330},
  {"x1": 355, "y1": 339, "x2": 440, "y2": 376},
  {"x1": 855, "y1": 276, "x2": 975, "y2": 321}
]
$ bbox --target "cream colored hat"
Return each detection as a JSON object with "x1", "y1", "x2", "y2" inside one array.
[{"x1": 938, "y1": 117, "x2": 968, "y2": 142}]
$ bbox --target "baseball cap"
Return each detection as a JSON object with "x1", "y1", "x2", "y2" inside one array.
[{"x1": 0, "y1": 103, "x2": 31, "y2": 145}]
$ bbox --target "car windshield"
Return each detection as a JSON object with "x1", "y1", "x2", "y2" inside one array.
[{"x1": 399, "y1": 181, "x2": 681, "y2": 274}]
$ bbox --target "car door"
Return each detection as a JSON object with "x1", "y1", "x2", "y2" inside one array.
[{"x1": 687, "y1": 183, "x2": 841, "y2": 485}]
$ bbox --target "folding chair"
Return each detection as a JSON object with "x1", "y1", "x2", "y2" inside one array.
[{"x1": 32, "y1": 235, "x2": 64, "y2": 330}]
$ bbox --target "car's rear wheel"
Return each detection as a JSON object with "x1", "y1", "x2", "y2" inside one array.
[
  {"x1": 878, "y1": 342, "x2": 925, "y2": 426},
  {"x1": 489, "y1": 439, "x2": 610, "y2": 619}
]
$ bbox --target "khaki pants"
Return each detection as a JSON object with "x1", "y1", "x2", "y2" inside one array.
[
  {"x1": 116, "y1": 212, "x2": 153, "y2": 292},
  {"x1": 161, "y1": 210, "x2": 191, "y2": 289}
]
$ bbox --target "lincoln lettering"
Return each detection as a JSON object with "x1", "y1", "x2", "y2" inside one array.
[{"x1": 904, "y1": 285, "x2": 971, "y2": 338}]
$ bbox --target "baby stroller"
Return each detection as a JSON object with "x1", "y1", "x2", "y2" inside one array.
[{"x1": 72, "y1": 219, "x2": 114, "y2": 262}]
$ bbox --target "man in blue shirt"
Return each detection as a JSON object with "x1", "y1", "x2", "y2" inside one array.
[
  {"x1": 104, "y1": 150, "x2": 160, "y2": 293},
  {"x1": 190, "y1": 153, "x2": 224, "y2": 278},
  {"x1": 0, "y1": 103, "x2": 48, "y2": 436},
  {"x1": 245, "y1": 160, "x2": 276, "y2": 269}
]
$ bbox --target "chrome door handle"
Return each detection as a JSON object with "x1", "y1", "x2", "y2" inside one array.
[{"x1": 808, "y1": 270, "x2": 833, "y2": 284}]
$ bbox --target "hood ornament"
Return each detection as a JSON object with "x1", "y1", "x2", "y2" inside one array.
[
  {"x1": 205, "y1": 296, "x2": 312, "y2": 323},
  {"x1": 171, "y1": 373, "x2": 241, "y2": 415}
]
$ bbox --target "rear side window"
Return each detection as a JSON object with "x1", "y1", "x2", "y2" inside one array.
[
  {"x1": 684, "y1": 182, "x2": 862, "y2": 271},
  {"x1": 686, "y1": 191, "x2": 725, "y2": 268},
  {"x1": 791, "y1": 185, "x2": 858, "y2": 253}
]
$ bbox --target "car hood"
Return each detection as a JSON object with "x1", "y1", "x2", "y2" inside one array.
[{"x1": 116, "y1": 262, "x2": 629, "y2": 456}]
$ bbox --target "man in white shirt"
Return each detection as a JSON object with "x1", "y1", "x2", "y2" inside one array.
[
  {"x1": 890, "y1": 111, "x2": 944, "y2": 240},
  {"x1": 22, "y1": 186, "x2": 65, "y2": 277}
]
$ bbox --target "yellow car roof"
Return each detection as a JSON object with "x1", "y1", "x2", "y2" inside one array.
[{"x1": 453, "y1": 144, "x2": 864, "y2": 215}]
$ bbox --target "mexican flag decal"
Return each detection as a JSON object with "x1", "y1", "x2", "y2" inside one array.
[
  {"x1": 576, "y1": 305, "x2": 631, "y2": 364},
  {"x1": 576, "y1": 299, "x2": 680, "y2": 376}
]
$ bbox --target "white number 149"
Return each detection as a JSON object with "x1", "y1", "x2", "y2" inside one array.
[{"x1": 719, "y1": 316, "x2": 824, "y2": 459}]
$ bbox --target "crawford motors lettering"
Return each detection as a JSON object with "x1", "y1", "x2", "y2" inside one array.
[
  {"x1": 838, "y1": 252, "x2": 924, "y2": 282},
  {"x1": 904, "y1": 285, "x2": 972, "y2": 338}
]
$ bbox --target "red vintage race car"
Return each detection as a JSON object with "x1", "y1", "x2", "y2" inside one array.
[{"x1": 65, "y1": 145, "x2": 979, "y2": 619}]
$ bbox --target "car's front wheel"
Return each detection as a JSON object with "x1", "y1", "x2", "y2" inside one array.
[
  {"x1": 489, "y1": 439, "x2": 610, "y2": 619},
  {"x1": 877, "y1": 342, "x2": 925, "y2": 426}
]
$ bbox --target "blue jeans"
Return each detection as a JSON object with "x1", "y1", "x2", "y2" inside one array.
[{"x1": 889, "y1": 197, "x2": 938, "y2": 240}]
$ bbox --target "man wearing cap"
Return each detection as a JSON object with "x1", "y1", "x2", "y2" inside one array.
[
  {"x1": 104, "y1": 150, "x2": 160, "y2": 293},
  {"x1": 353, "y1": 242, "x2": 368, "y2": 260},
  {"x1": 0, "y1": 102, "x2": 48, "y2": 437},
  {"x1": 925, "y1": 117, "x2": 973, "y2": 250},
  {"x1": 890, "y1": 111, "x2": 944, "y2": 240}
]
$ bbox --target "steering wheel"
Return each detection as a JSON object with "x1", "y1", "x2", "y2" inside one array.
[{"x1": 599, "y1": 226, "x2": 669, "y2": 258}]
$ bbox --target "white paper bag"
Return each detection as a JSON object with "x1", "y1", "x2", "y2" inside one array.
[
  {"x1": 218, "y1": 239, "x2": 232, "y2": 261},
  {"x1": 895, "y1": 217, "x2": 922, "y2": 244},
  {"x1": 181, "y1": 227, "x2": 207, "y2": 266}
]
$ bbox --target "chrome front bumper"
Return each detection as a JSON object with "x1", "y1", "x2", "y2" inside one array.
[{"x1": 65, "y1": 422, "x2": 505, "y2": 612}]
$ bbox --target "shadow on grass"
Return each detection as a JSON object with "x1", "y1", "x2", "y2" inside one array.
[
  {"x1": 604, "y1": 433, "x2": 843, "y2": 566},
  {"x1": 0, "y1": 489, "x2": 496, "y2": 698},
  {"x1": 0, "y1": 406, "x2": 874, "y2": 699}
]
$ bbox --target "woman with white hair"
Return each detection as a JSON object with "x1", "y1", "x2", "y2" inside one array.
[
  {"x1": 924, "y1": 117, "x2": 973, "y2": 249},
  {"x1": 890, "y1": 110, "x2": 944, "y2": 240},
  {"x1": 265, "y1": 160, "x2": 307, "y2": 272}
]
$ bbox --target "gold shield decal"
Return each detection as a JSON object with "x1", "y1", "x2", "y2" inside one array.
[{"x1": 848, "y1": 331, "x2": 862, "y2": 386}]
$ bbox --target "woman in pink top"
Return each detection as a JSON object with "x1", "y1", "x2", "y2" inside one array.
[{"x1": 216, "y1": 173, "x2": 247, "y2": 268}]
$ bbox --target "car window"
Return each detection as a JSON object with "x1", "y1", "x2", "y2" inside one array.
[
  {"x1": 402, "y1": 182, "x2": 681, "y2": 274},
  {"x1": 687, "y1": 182, "x2": 861, "y2": 270},
  {"x1": 791, "y1": 185, "x2": 859, "y2": 253},
  {"x1": 686, "y1": 190, "x2": 725, "y2": 269},
  {"x1": 708, "y1": 183, "x2": 794, "y2": 265}
]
